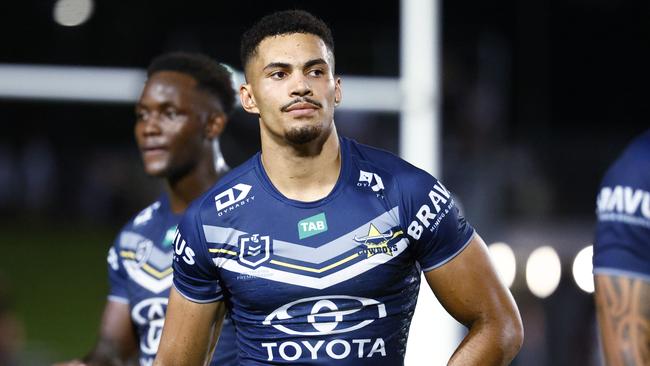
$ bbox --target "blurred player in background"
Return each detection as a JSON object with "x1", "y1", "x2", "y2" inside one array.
[
  {"x1": 154, "y1": 10, "x2": 523, "y2": 366},
  {"x1": 594, "y1": 129, "x2": 650, "y2": 366},
  {"x1": 54, "y1": 52, "x2": 238, "y2": 366}
]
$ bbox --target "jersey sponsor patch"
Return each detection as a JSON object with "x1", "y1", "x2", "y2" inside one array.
[
  {"x1": 407, "y1": 181, "x2": 452, "y2": 240},
  {"x1": 261, "y1": 295, "x2": 388, "y2": 361},
  {"x1": 597, "y1": 185, "x2": 650, "y2": 228},
  {"x1": 298, "y1": 213, "x2": 328, "y2": 239}
]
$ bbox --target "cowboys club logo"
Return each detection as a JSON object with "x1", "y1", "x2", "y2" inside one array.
[{"x1": 239, "y1": 234, "x2": 271, "y2": 267}]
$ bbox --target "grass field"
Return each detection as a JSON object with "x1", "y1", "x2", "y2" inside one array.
[{"x1": 0, "y1": 223, "x2": 114, "y2": 362}]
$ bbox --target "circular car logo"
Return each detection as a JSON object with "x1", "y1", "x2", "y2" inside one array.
[{"x1": 263, "y1": 295, "x2": 386, "y2": 336}]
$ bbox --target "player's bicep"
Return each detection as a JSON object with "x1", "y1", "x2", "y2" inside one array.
[
  {"x1": 424, "y1": 235, "x2": 520, "y2": 330},
  {"x1": 155, "y1": 287, "x2": 224, "y2": 366},
  {"x1": 594, "y1": 274, "x2": 650, "y2": 366}
]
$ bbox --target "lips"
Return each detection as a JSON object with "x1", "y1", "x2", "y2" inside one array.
[
  {"x1": 285, "y1": 102, "x2": 319, "y2": 117},
  {"x1": 141, "y1": 145, "x2": 168, "y2": 157}
]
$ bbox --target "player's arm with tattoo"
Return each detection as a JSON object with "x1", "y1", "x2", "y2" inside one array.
[
  {"x1": 595, "y1": 274, "x2": 650, "y2": 366},
  {"x1": 425, "y1": 234, "x2": 524, "y2": 366}
]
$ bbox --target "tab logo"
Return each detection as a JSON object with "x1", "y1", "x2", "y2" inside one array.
[{"x1": 298, "y1": 213, "x2": 328, "y2": 239}]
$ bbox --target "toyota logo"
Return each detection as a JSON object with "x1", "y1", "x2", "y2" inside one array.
[{"x1": 263, "y1": 295, "x2": 386, "y2": 336}]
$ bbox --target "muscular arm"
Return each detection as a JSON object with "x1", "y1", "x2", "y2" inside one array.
[
  {"x1": 153, "y1": 287, "x2": 225, "y2": 366},
  {"x1": 54, "y1": 300, "x2": 138, "y2": 366},
  {"x1": 424, "y1": 234, "x2": 523, "y2": 366},
  {"x1": 595, "y1": 274, "x2": 650, "y2": 366}
]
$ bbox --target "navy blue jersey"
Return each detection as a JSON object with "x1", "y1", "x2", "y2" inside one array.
[
  {"x1": 108, "y1": 195, "x2": 238, "y2": 366},
  {"x1": 172, "y1": 137, "x2": 475, "y2": 365},
  {"x1": 594, "y1": 130, "x2": 650, "y2": 281}
]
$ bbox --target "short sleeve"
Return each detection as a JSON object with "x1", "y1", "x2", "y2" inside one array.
[
  {"x1": 594, "y1": 185, "x2": 650, "y2": 280},
  {"x1": 172, "y1": 208, "x2": 224, "y2": 303},
  {"x1": 400, "y1": 173, "x2": 475, "y2": 272},
  {"x1": 107, "y1": 244, "x2": 129, "y2": 304}
]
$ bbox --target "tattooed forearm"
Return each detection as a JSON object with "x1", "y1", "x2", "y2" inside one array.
[{"x1": 595, "y1": 274, "x2": 650, "y2": 366}]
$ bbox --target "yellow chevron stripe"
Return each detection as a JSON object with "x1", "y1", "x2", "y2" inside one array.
[
  {"x1": 209, "y1": 248, "x2": 238, "y2": 256},
  {"x1": 120, "y1": 250, "x2": 136, "y2": 259},
  {"x1": 142, "y1": 263, "x2": 173, "y2": 279},
  {"x1": 119, "y1": 250, "x2": 172, "y2": 279},
  {"x1": 270, "y1": 253, "x2": 359, "y2": 274},
  {"x1": 392, "y1": 230, "x2": 404, "y2": 239}
]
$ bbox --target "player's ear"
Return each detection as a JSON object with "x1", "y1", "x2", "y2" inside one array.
[
  {"x1": 205, "y1": 112, "x2": 226, "y2": 139},
  {"x1": 334, "y1": 76, "x2": 342, "y2": 107},
  {"x1": 240, "y1": 84, "x2": 259, "y2": 115}
]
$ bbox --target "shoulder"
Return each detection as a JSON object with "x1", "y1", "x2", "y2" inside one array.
[
  {"x1": 183, "y1": 154, "x2": 259, "y2": 225},
  {"x1": 344, "y1": 137, "x2": 439, "y2": 191},
  {"x1": 602, "y1": 130, "x2": 650, "y2": 187},
  {"x1": 112, "y1": 198, "x2": 166, "y2": 249}
]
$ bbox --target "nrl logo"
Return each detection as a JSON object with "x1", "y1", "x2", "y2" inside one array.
[{"x1": 239, "y1": 234, "x2": 271, "y2": 268}]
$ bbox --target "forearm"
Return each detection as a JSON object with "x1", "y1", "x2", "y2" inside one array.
[
  {"x1": 448, "y1": 317, "x2": 523, "y2": 366},
  {"x1": 595, "y1": 274, "x2": 650, "y2": 366}
]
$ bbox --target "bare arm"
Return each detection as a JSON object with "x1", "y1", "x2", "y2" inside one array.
[
  {"x1": 53, "y1": 300, "x2": 138, "y2": 366},
  {"x1": 153, "y1": 287, "x2": 225, "y2": 366},
  {"x1": 424, "y1": 234, "x2": 524, "y2": 366},
  {"x1": 595, "y1": 274, "x2": 650, "y2": 366}
]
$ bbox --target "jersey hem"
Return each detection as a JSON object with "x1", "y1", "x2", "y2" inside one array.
[
  {"x1": 593, "y1": 267, "x2": 650, "y2": 282},
  {"x1": 421, "y1": 229, "x2": 476, "y2": 273},
  {"x1": 172, "y1": 282, "x2": 224, "y2": 304}
]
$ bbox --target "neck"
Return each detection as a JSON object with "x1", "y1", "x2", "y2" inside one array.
[
  {"x1": 165, "y1": 160, "x2": 219, "y2": 214},
  {"x1": 260, "y1": 123, "x2": 341, "y2": 202}
]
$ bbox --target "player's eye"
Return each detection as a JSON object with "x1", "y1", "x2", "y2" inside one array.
[
  {"x1": 164, "y1": 108, "x2": 178, "y2": 119},
  {"x1": 270, "y1": 71, "x2": 288, "y2": 80},
  {"x1": 135, "y1": 110, "x2": 148, "y2": 121},
  {"x1": 308, "y1": 69, "x2": 324, "y2": 77}
]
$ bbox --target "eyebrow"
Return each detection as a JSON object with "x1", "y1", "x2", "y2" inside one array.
[{"x1": 262, "y1": 58, "x2": 329, "y2": 71}]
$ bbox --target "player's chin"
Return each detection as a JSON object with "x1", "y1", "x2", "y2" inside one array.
[
  {"x1": 285, "y1": 123, "x2": 323, "y2": 145},
  {"x1": 142, "y1": 160, "x2": 170, "y2": 177}
]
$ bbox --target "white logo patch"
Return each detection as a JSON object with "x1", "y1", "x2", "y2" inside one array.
[
  {"x1": 215, "y1": 183, "x2": 252, "y2": 211},
  {"x1": 358, "y1": 170, "x2": 384, "y2": 192},
  {"x1": 239, "y1": 234, "x2": 271, "y2": 268},
  {"x1": 261, "y1": 295, "x2": 388, "y2": 361},
  {"x1": 264, "y1": 295, "x2": 386, "y2": 336},
  {"x1": 132, "y1": 297, "x2": 168, "y2": 355}
]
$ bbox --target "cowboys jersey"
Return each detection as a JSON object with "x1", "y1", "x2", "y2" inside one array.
[
  {"x1": 594, "y1": 129, "x2": 650, "y2": 280},
  {"x1": 173, "y1": 137, "x2": 475, "y2": 365},
  {"x1": 108, "y1": 195, "x2": 238, "y2": 366}
]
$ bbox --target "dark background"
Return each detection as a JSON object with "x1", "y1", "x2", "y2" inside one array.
[{"x1": 0, "y1": 0, "x2": 647, "y2": 364}]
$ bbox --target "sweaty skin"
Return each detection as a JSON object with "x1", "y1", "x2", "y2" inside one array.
[{"x1": 595, "y1": 274, "x2": 650, "y2": 366}]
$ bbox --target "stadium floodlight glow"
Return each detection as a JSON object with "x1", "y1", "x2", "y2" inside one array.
[
  {"x1": 526, "y1": 246, "x2": 561, "y2": 298},
  {"x1": 572, "y1": 245, "x2": 594, "y2": 293},
  {"x1": 487, "y1": 242, "x2": 516, "y2": 288},
  {"x1": 53, "y1": 0, "x2": 94, "y2": 27}
]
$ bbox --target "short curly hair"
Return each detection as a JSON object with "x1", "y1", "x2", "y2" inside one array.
[
  {"x1": 147, "y1": 52, "x2": 236, "y2": 115},
  {"x1": 240, "y1": 10, "x2": 335, "y2": 70}
]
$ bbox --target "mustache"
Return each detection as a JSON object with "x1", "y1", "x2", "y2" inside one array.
[{"x1": 280, "y1": 97, "x2": 323, "y2": 112}]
